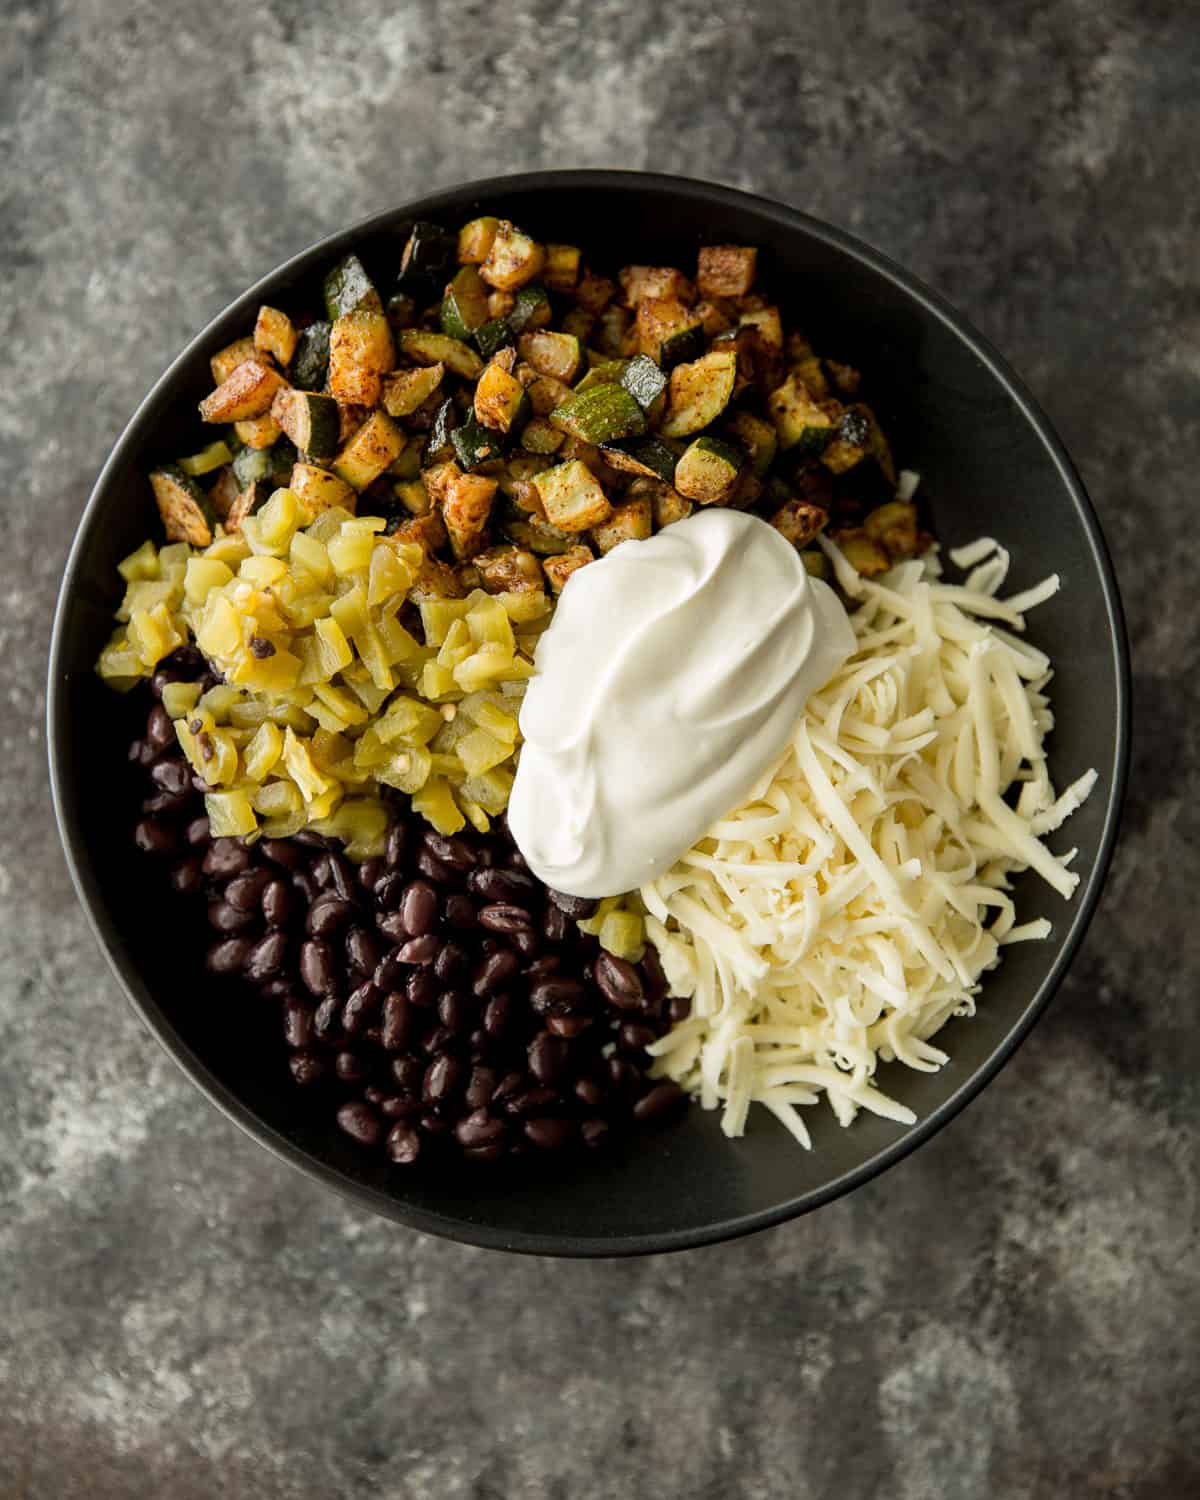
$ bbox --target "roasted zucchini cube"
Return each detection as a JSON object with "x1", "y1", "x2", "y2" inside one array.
[
  {"x1": 474, "y1": 351, "x2": 530, "y2": 434},
  {"x1": 198, "y1": 360, "x2": 286, "y2": 424},
  {"x1": 550, "y1": 384, "x2": 646, "y2": 445},
  {"x1": 398, "y1": 222, "x2": 455, "y2": 288},
  {"x1": 289, "y1": 321, "x2": 331, "y2": 390},
  {"x1": 333, "y1": 411, "x2": 406, "y2": 492},
  {"x1": 458, "y1": 216, "x2": 500, "y2": 264},
  {"x1": 382, "y1": 363, "x2": 445, "y2": 418},
  {"x1": 290, "y1": 462, "x2": 356, "y2": 519},
  {"x1": 210, "y1": 336, "x2": 258, "y2": 385},
  {"x1": 863, "y1": 500, "x2": 918, "y2": 559},
  {"x1": 726, "y1": 409, "x2": 778, "y2": 477},
  {"x1": 659, "y1": 349, "x2": 737, "y2": 438},
  {"x1": 542, "y1": 243, "x2": 582, "y2": 292},
  {"x1": 507, "y1": 284, "x2": 552, "y2": 334},
  {"x1": 533, "y1": 460, "x2": 613, "y2": 533},
  {"x1": 400, "y1": 329, "x2": 483, "y2": 380},
  {"x1": 618, "y1": 353, "x2": 668, "y2": 412},
  {"x1": 634, "y1": 297, "x2": 703, "y2": 366},
  {"x1": 542, "y1": 545, "x2": 595, "y2": 593},
  {"x1": 517, "y1": 330, "x2": 584, "y2": 384},
  {"x1": 767, "y1": 372, "x2": 837, "y2": 453},
  {"x1": 270, "y1": 388, "x2": 340, "y2": 459},
  {"x1": 599, "y1": 436, "x2": 678, "y2": 485},
  {"x1": 674, "y1": 435, "x2": 744, "y2": 504},
  {"x1": 451, "y1": 414, "x2": 506, "y2": 470},
  {"x1": 253, "y1": 305, "x2": 297, "y2": 367},
  {"x1": 150, "y1": 464, "x2": 217, "y2": 546},
  {"x1": 696, "y1": 245, "x2": 758, "y2": 299},
  {"x1": 323, "y1": 254, "x2": 382, "y2": 321},
  {"x1": 440, "y1": 265, "x2": 490, "y2": 341}
]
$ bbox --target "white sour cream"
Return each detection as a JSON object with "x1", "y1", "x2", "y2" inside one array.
[{"x1": 507, "y1": 509, "x2": 856, "y2": 898}]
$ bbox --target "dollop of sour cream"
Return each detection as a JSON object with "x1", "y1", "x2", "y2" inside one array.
[{"x1": 507, "y1": 509, "x2": 856, "y2": 898}]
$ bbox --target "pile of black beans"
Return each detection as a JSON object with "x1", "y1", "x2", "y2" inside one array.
[{"x1": 127, "y1": 649, "x2": 689, "y2": 1166}]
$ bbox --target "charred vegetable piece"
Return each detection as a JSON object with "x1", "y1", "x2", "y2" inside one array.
[
  {"x1": 767, "y1": 372, "x2": 837, "y2": 453},
  {"x1": 451, "y1": 414, "x2": 506, "y2": 470},
  {"x1": 333, "y1": 411, "x2": 406, "y2": 491},
  {"x1": 659, "y1": 349, "x2": 737, "y2": 438},
  {"x1": 726, "y1": 409, "x2": 778, "y2": 477},
  {"x1": 150, "y1": 465, "x2": 217, "y2": 546},
  {"x1": 424, "y1": 398, "x2": 459, "y2": 463},
  {"x1": 385, "y1": 293, "x2": 417, "y2": 334},
  {"x1": 382, "y1": 363, "x2": 444, "y2": 418},
  {"x1": 646, "y1": 481, "x2": 693, "y2": 528},
  {"x1": 504, "y1": 513, "x2": 576, "y2": 555},
  {"x1": 696, "y1": 245, "x2": 758, "y2": 299},
  {"x1": 550, "y1": 384, "x2": 646, "y2": 445},
  {"x1": 440, "y1": 265, "x2": 489, "y2": 341},
  {"x1": 233, "y1": 412, "x2": 281, "y2": 450},
  {"x1": 533, "y1": 460, "x2": 612, "y2": 533},
  {"x1": 210, "y1": 337, "x2": 258, "y2": 385},
  {"x1": 323, "y1": 254, "x2": 381, "y2": 321},
  {"x1": 253, "y1": 305, "x2": 297, "y2": 366},
  {"x1": 618, "y1": 353, "x2": 668, "y2": 412},
  {"x1": 575, "y1": 269, "x2": 617, "y2": 315},
  {"x1": 475, "y1": 318, "x2": 515, "y2": 359},
  {"x1": 600, "y1": 436, "x2": 678, "y2": 485},
  {"x1": 770, "y1": 498, "x2": 828, "y2": 548},
  {"x1": 674, "y1": 435, "x2": 744, "y2": 504},
  {"x1": 517, "y1": 329, "x2": 584, "y2": 384},
  {"x1": 480, "y1": 222, "x2": 545, "y2": 291},
  {"x1": 400, "y1": 329, "x2": 484, "y2": 380},
  {"x1": 199, "y1": 360, "x2": 286, "y2": 424},
  {"x1": 328, "y1": 310, "x2": 395, "y2": 406},
  {"x1": 458, "y1": 216, "x2": 500, "y2": 264},
  {"x1": 591, "y1": 496, "x2": 652, "y2": 554},
  {"x1": 474, "y1": 354, "x2": 530, "y2": 434},
  {"x1": 519, "y1": 418, "x2": 565, "y2": 455},
  {"x1": 442, "y1": 471, "x2": 499, "y2": 559},
  {"x1": 542, "y1": 545, "x2": 594, "y2": 593},
  {"x1": 270, "y1": 388, "x2": 340, "y2": 459},
  {"x1": 398, "y1": 221, "x2": 455, "y2": 288},
  {"x1": 507, "y1": 284, "x2": 552, "y2": 335},
  {"x1": 290, "y1": 462, "x2": 356, "y2": 518},
  {"x1": 290, "y1": 320, "x2": 331, "y2": 390}
]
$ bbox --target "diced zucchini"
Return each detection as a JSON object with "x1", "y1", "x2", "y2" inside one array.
[
  {"x1": 424, "y1": 398, "x2": 459, "y2": 463},
  {"x1": 480, "y1": 221, "x2": 545, "y2": 292},
  {"x1": 458, "y1": 216, "x2": 500, "y2": 264},
  {"x1": 726, "y1": 409, "x2": 778, "y2": 477},
  {"x1": 659, "y1": 348, "x2": 737, "y2": 438},
  {"x1": 696, "y1": 245, "x2": 758, "y2": 299},
  {"x1": 573, "y1": 359, "x2": 625, "y2": 393},
  {"x1": 517, "y1": 330, "x2": 584, "y2": 384},
  {"x1": 442, "y1": 471, "x2": 499, "y2": 560},
  {"x1": 450, "y1": 414, "x2": 505, "y2": 470},
  {"x1": 178, "y1": 439, "x2": 233, "y2": 477},
  {"x1": 150, "y1": 464, "x2": 217, "y2": 546},
  {"x1": 209, "y1": 464, "x2": 241, "y2": 519},
  {"x1": 550, "y1": 384, "x2": 646, "y2": 445},
  {"x1": 504, "y1": 514, "x2": 575, "y2": 555},
  {"x1": 270, "y1": 388, "x2": 340, "y2": 459},
  {"x1": 792, "y1": 354, "x2": 830, "y2": 399},
  {"x1": 289, "y1": 321, "x2": 331, "y2": 390},
  {"x1": 533, "y1": 460, "x2": 612, "y2": 533},
  {"x1": 333, "y1": 411, "x2": 406, "y2": 491},
  {"x1": 398, "y1": 221, "x2": 456, "y2": 287},
  {"x1": 542, "y1": 243, "x2": 582, "y2": 292},
  {"x1": 233, "y1": 438, "x2": 294, "y2": 490},
  {"x1": 522, "y1": 371, "x2": 574, "y2": 418},
  {"x1": 472, "y1": 544, "x2": 543, "y2": 594},
  {"x1": 738, "y1": 305, "x2": 783, "y2": 353},
  {"x1": 440, "y1": 265, "x2": 489, "y2": 341},
  {"x1": 386, "y1": 293, "x2": 417, "y2": 333},
  {"x1": 634, "y1": 297, "x2": 704, "y2": 367},
  {"x1": 660, "y1": 321, "x2": 706, "y2": 370},
  {"x1": 821, "y1": 403, "x2": 896, "y2": 484},
  {"x1": 767, "y1": 372, "x2": 837, "y2": 453},
  {"x1": 770, "y1": 498, "x2": 828, "y2": 548},
  {"x1": 674, "y1": 435, "x2": 744, "y2": 504},
  {"x1": 507, "y1": 284, "x2": 552, "y2": 334},
  {"x1": 647, "y1": 482, "x2": 693, "y2": 528},
  {"x1": 254, "y1": 305, "x2": 297, "y2": 366},
  {"x1": 291, "y1": 462, "x2": 357, "y2": 518},
  {"x1": 618, "y1": 353, "x2": 668, "y2": 411},
  {"x1": 323, "y1": 254, "x2": 382, "y2": 321},
  {"x1": 382, "y1": 362, "x2": 444, "y2": 418},
  {"x1": 328, "y1": 309, "x2": 395, "y2": 406},
  {"x1": 400, "y1": 329, "x2": 484, "y2": 380},
  {"x1": 234, "y1": 412, "x2": 282, "y2": 449},
  {"x1": 618, "y1": 265, "x2": 695, "y2": 305},
  {"x1": 474, "y1": 353, "x2": 529, "y2": 434},
  {"x1": 594, "y1": 304, "x2": 630, "y2": 357},
  {"x1": 591, "y1": 496, "x2": 652, "y2": 554},
  {"x1": 542, "y1": 545, "x2": 594, "y2": 593},
  {"x1": 560, "y1": 307, "x2": 594, "y2": 343},
  {"x1": 519, "y1": 418, "x2": 564, "y2": 455},
  {"x1": 198, "y1": 360, "x2": 285, "y2": 423},
  {"x1": 600, "y1": 436, "x2": 679, "y2": 484},
  {"x1": 474, "y1": 318, "x2": 515, "y2": 360},
  {"x1": 394, "y1": 478, "x2": 431, "y2": 515},
  {"x1": 210, "y1": 336, "x2": 258, "y2": 385}
]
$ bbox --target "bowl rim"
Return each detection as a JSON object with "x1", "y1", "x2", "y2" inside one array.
[{"x1": 47, "y1": 168, "x2": 1132, "y2": 1257}]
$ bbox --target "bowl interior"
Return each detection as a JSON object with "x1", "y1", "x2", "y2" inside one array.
[{"x1": 49, "y1": 174, "x2": 1127, "y2": 1254}]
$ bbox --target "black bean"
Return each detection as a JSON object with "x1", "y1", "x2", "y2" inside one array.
[
  {"x1": 294, "y1": 829, "x2": 331, "y2": 849},
  {"x1": 669, "y1": 995, "x2": 692, "y2": 1024},
  {"x1": 335, "y1": 1050, "x2": 367, "y2": 1084},
  {"x1": 203, "y1": 839, "x2": 251, "y2": 878},
  {"x1": 399, "y1": 879, "x2": 439, "y2": 936},
  {"x1": 455, "y1": 1110, "x2": 506, "y2": 1149},
  {"x1": 381, "y1": 1094, "x2": 419, "y2": 1120},
  {"x1": 262, "y1": 878, "x2": 293, "y2": 928},
  {"x1": 607, "y1": 1057, "x2": 642, "y2": 1095},
  {"x1": 468, "y1": 1028, "x2": 493, "y2": 1062},
  {"x1": 594, "y1": 952, "x2": 644, "y2": 1010},
  {"x1": 632, "y1": 1081, "x2": 686, "y2": 1124},
  {"x1": 336, "y1": 1101, "x2": 382, "y2": 1147},
  {"x1": 373, "y1": 950, "x2": 406, "y2": 991},
  {"x1": 358, "y1": 856, "x2": 386, "y2": 893},
  {"x1": 260, "y1": 837, "x2": 305, "y2": 870},
  {"x1": 373, "y1": 872, "x2": 406, "y2": 910},
  {"x1": 482, "y1": 992, "x2": 512, "y2": 1037},
  {"x1": 364, "y1": 1086, "x2": 387, "y2": 1107},
  {"x1": 525, "y1": 1117, "x2": 573, "y2": 1151},
  {"x1": 282, "y1": 996, "x2": 314, "y2": 1049},
  {"x1": 170, "y1": 858, "x2": 203, "y2": 895},
  {"x1": 640, "y1": 946, "x2": 668, "y2": 1003},
  {"x1": 433, "y1": 942, "x2": 468, "y2": 983},
  {"x1": 620, "y1": 1022, "x2": 657, "y2": 1052},
  {"x1": 443, "y1": 893, "x2": 477, "y2": 930},
  {"x1": 512, "y1": 929, "x2": 539, "y2": 959},
  {"x1": 542, "y1": 904, "x2": 571, "y2": 945},
  {"x1": 391, "y1": 1056, "x2": 424, "y2": 1093},
  {"x1": 491, "y1": 1072, "x2": 525, "y2": 1106},
  {"x1": 134, "y1": 818, "x2": 176, "y2": 856},
  {"x1": 226, "y1": 869, "x2": 271, "y2": 911},
  {"x1": 465, "y1": 1066, "x2": 497, "y2": 1110},
  {"x1": 385, "y1": 822, "x2": 408, "y2": 869},
  {"x1": 423, "y1": 832, "x2": 475, "y2": 871},
  {"x1": 477, "y1": 903, "x2": 533, "y2": 935},
  {"x1": 342, "y1": 982, "x2": 381, "y2": 1034},
  {"x1": 346, "y1": 925, "x2": 383, "y2": 976},
  {"x1": 525, "y1": 955, "x2": 562, "y2": 981},
  {"x1": 313, "y1": 994, "x2": 342, "y2": 1041},
  {"x1": 306, "y1": 895, "x2": 356, "y2": 938},
  {"x1": 575, "y1": 1077, "x2": 604, "y2": 1109},
  {"x1": 529, "y1": 977, "x2": 585, "y2": 1015},
  {"x1": 423, "y1": 1055, "x2": 461, "y2": 1105},
  {"x1": 311, "y1": 855, "x2": 334, "y2": 889},
  {"x1": 289, "y1": 1050, "x2": 325, "y2": 1086},
  {"x1": 145, "y1": 703, "x2": 176, "y2": 750},
  {"x1": 547, "y1": 888, "x2": 599, "y2": 919},
  {"x1": 380, "y1": 992, "x2": 411, "y2": 1051},
  {"x1": 547, "y1": 1013, "x2": 592, "y2": 1039},
  {"x1": 292, "y1": 870, "x2": 320, "y2": 906},
  {"x1": 386, "y1": 1122, "x2": 421, "y2": 1163},
  {"x1": 581, "y1": 1118, "x2": 611, "y2": 1150},
  {"x1": 376, "y1": 911, "x2": 409, "y2": 945},
  {"x1": 208, "y1": 901, "x2": 255, "y2": 934},
  {"x1": 419, "y1": 1111, "x2": 450, "y2": 1137},
  {"x1": 467, "y1": 867, "x2": 538, "y2": 905},
  {"x1": 206, "y1": 937, "x2": 251, "y2": 974},
  {"x1": 300, "y1": 938, "x2": 336, "y2": 996},
  {"x1": 438, "y1": 990, "x2": 475, "y2": 1033},
  {"x1": 150, "y1": 758, "x2": 191, "y2": 796},
  {"x1": 503, "y1": 1085, "x2": 559, "y2": 1118},
  {"x1": 421, "y1": 1025, "x2": 456, "y2": 1056},
  {"x1": 462, "y1": 1142, "x2": 507, "y2": 1163},
  {"x1": 185, "y1": 816, "x2": 211, "y2": 847},
  {"x1": 244, "y1": 931, "x2": 288, "y2": 982},
  {"x1": 398, "y1": 934, "x2": 440, "y2": 966},
  {"x1": 415, "y1": 849, "x2": 457, "y2": 884},
  {"x1": 327, "y1": 853, "x2": 355, "y2": 900},
  {"x1": 528, "y1": 1032, "x2": 568, "y2": 1086},
  {"x1": 476, "y1": 846, "x2": 499, "y2": 868},
  {"x1": 259, "y1": 978, "x2": 294, "y2": 1002},
  {"x1": 473, "y1": 949, "x2": 519, "y2": 997},
  {"x1": 406, "y1": 968, "x2": 439, "y2": 1008}
]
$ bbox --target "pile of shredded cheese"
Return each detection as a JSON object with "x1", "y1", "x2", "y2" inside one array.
[{"x1": 641, "y1": 517, "x2": 1096, "y2": 1147}]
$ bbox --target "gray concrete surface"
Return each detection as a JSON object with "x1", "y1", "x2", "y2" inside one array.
[{"x1": 3, "y1": 0, "x2": 1197, "y2": 1495}]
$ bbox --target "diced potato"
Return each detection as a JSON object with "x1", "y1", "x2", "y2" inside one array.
[
  {"x1": 480, "y1": 221, "x2": 545, "y2": 292},
  {"x1": 198, "y1": 360, "x2": 285, "y2": 423},
  {"x1": 533, "y1": 460, "x2": 612, "y2": 533},
  {"x1": 472, "y1": 545, "x2": 543, "y2": 594},
  {"x1": 442, "y1": 471, "x2": 499, "y2": 560},
  {"x1": 619, "y1": 265, "x2": 695, "y2": 306},
  {"x1": 591, "y1": 497, "x2": 652, "y2": 554},
  {"x1": 770, "y1": 498, "x2": 828, "y2": 548},
  {"x1": 333, "y1": 410, "x2": 405, "y2": 492},
  {"x1": 382, "y1": 363, "x2": 444, "y2": 417},
  {"x1": 253, "y1": 305, "x2": 298, "y2": 366},
  {"x1": 542, "y1": 545, "x2": 594, "y2": 593},
  {"x1": 696, "y1": 245, "x2": 758, "y2": 299},
  {"x1": 210, "y1": 336, "x2": 258, "y2": 385}
]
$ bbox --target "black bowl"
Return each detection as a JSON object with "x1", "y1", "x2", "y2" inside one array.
[{"x1": 47, "y1": 171, "x2": 1129, "y2": 1256}]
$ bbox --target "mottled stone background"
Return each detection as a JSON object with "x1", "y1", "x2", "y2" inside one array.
[{"x1": 3, "y1": 0, "x2": 1196, "y2": 1495}]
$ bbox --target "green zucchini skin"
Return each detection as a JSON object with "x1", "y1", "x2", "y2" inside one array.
[
  {"x1": 659, "y1": 322, "x2": 706, "y2": 370},
  {"x1": 601, "y1": 436, "x2": 679, "y2": 484},
  {"x1": 475, "y1": 318, "x2": 515, "y2": 360},
  {"x1": 507, "y1": 284, "x2": 551, "y2": 334},
  {"x1": 424, "y1": 397, "x2": 460, "y2": 464},
  {"x1": 290, "y1": 321, "x2": 331, "y2": 391},
  {"x1": 618, "y1": 353, "x2": 668, "y2": 411},
  {"x1": 675, "y1": 434, "x2": 744, "y2": 503},
  {"x1": 232, "y1": 438, "x2": 296, "y2": 490},
  {"x1": 451, "y1": 414, "x2": 506, "y2": 470},
  {"x1": 550, "y1": 384, "x2": 646, "y2": 445},
  {"x1": 323, "y1": 256, "x2": 380, "y2": 321},
  {"x1": 398, "y1": 220, "x2": 455, "y2": 288},
  {"x1": 273, "y1": 389, "x2": 340, "y2": 460}
]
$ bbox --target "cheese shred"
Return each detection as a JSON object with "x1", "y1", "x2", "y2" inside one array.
[{"x1": 642, "y1": 535, "x2": 1095, "y2": 1144}]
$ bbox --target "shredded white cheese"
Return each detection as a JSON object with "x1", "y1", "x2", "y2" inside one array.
[{"x1": 641, "y1": 534, "x2": 1095, "y2": 1145}]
